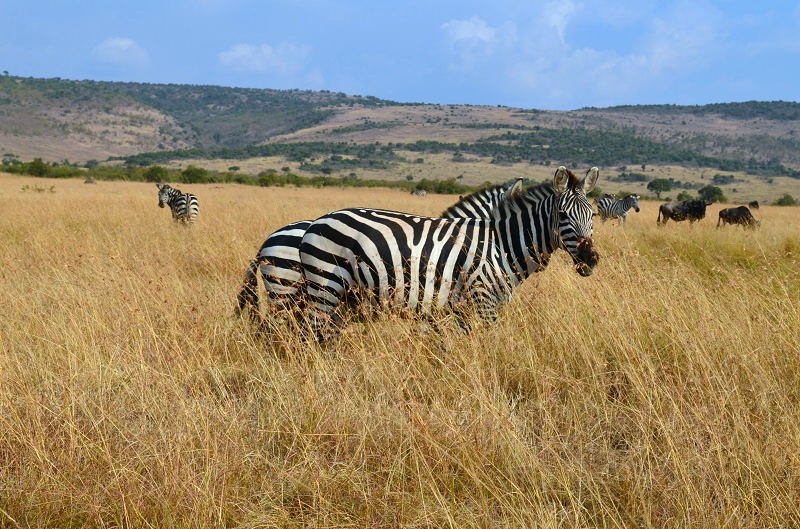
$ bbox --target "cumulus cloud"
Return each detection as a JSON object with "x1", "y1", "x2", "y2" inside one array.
[
  {"x1": 218, "y1": 43, "x2": 311, "y2": 75},
  {"x1": 92, "y1": 37, "x2": 149, "y2": 66}
]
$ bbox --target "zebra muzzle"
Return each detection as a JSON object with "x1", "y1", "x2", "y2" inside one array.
[{"x1": 575, "y1": 238, "x2": 599, "y2": 276}]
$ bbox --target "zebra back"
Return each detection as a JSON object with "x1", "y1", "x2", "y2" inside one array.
[{"x1": 237, "y1": 181, "x2": 522, "y2": 321}]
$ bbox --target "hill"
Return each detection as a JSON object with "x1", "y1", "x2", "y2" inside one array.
[{"x1": 2, "y1": 75, "x2": 800, "y2": 202}]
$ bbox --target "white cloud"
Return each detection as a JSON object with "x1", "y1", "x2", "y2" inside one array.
[
  {"x1": 542, "y1": 0, "x2": 581, "y2": 43},
  {"x1": 642, "y1": 1, "x2": 723, "y2": 75},
  {"x1": 440, "y1": 1, "x2": 728, "y2": 107},
  {"x1": 440, "y1": 16, "x2": 516, "y2": 71},
  {"x1": 92, "y1": 38, "x2": 148, "y2": 66},
  {"x1": 218, "y1": 43, "x2": 311, "y2": 75},
  {"x1": 441, "y1": 16, "x2": 497, "y2": 46}
]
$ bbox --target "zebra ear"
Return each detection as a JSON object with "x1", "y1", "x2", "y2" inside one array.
[
  {"x1": 508, "y1": 178, "x2": 523, "y2": 196},
  {"x1": 553, "y1": 166, "x2": 570, "y2": 195},
  {"x1": 156, "y1": 182, "x2": 163, "y2": 189},
  {"x1": 581, "y1": 167, "x2": 599, "y2": 194}
]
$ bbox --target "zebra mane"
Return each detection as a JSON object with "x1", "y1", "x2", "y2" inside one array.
[
  {"x1": 439, "y1": 179, "x2": 523, "y2": 218},
  {"x1": 521, "y1": 181, "x2": 557, "y2": 204},
  {"x1": 439, "y1": 183, "x2": 503, "y2": 217}
]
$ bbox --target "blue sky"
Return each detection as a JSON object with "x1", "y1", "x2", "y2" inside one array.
[{"x1": 1, "y1": 0, "x2": 799, "y2": 110}]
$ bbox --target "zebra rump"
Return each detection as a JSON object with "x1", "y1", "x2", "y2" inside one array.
[
  {"x1": 298, "y1": 167, "x2": 599, "y2": 340},
  {"x1": 236, "y1": 179, "x2": 524, "y2": 321},
  {"x1": 236, "y1": 220, "x2": 313, "y2": 319},
  {"x1": 156, "y1": 183, "x2": 200, "y2": 224}
]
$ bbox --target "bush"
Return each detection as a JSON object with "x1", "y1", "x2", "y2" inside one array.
[
  {"x1": 774, "y1": 194, "x2": 797, "y2": 206},
  {"x1": 145, "y1": 166, "x2": 170, "y2": 183},
  {"x1": 180, "y1": 165, "x2": 210, "y2": 184}
]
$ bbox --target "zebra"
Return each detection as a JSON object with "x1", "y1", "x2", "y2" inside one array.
[
  {"x1": 594, "y1": 194, "x2": 640, "y2": 224},
  {"x1": 156, "y1": 183, "x2": 200, "y2": 225},
  {"x1": 236, "y1": 178, "x2": 524, "y2": 322},
  {"x1": 410, "y1": 189, "x2": 427, "y2": 196},
  {"x1": 298, "y1": 167, "x2": 599, "y2": 341}
]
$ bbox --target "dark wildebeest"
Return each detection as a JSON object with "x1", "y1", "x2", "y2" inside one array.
[
  {"x1": 657, "y1": 199, "x2": 711, "y2": 225},
  {"x1": 717, "y1": 205, "x2": 760, "y2": 229},
  {"x1": 748, "y1": 200, "x2": 760, "y2": 210}
]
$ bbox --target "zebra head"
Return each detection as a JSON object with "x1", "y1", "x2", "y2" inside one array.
[
  {"x1": 156, "y1": 182, "x2": 171, "y2": 208},
  {"x1": 629, "y1": 194, "x2": 641, "y2": 212},
  {"x1": 553, "y1": 166, "x2": 600, "y2": 277}
]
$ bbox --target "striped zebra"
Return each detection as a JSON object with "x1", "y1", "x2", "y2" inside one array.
[
  {"x1": 156, "y1": 183, "x2": 200, "y2": 225},
  {"x1": 594, "y1": 194, "x2": 640, "y2": 224},
  {"x1": 299, "y1": 167, "x2": 599, "y2": 341},
  {"x1": 236, "y1": 179, "x2": 524, "y2": 322}
]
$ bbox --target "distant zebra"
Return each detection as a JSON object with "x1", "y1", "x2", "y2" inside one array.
[
  {"x1": 236, "y1": 179, "x2": 524, "y2": 321},
  {"x1": 156, "y1": 183, "x2": 199, "y2": 225},
  {"x1": 594, "y1": 194, "x2": 640, "y2": 224},
  {"x1": 299, "y1": 167, "x2": 599, "y2": 341},
  {"x1": 410, "y1": 189, "x2": 427, "y2": 196}
]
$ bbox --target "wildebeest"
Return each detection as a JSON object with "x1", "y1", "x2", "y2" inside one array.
[
  {"x1": 718, "y1": 205, "x2": 760, "y2": 229},
  {"x1": 748, "y1": 200, "x2": 760, "y2": 210},
  {"x1": 657, "y1": 199, "x2": 711, "y2": 225}
]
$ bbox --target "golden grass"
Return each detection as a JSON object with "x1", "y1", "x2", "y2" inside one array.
[{"x1": 2, "y1": 174, "x2": 800, "y2": 527}]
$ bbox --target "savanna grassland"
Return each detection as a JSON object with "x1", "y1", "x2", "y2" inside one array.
[{"x1": 2, "y1": 173, "x2": 800, "y2": 528}]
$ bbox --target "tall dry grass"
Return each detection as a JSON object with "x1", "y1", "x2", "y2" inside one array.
[{"x1": 1, "y1": 174, "x2": 800, "y2": 528}]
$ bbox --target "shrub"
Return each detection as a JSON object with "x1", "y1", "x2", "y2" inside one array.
[{"x1": 774, "y1": 194, "x2": 797, "y2": 206}]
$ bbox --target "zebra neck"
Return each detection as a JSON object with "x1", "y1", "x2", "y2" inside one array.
[{"x1": 492, "y1": 190, "x2": 559, "y2": 282}]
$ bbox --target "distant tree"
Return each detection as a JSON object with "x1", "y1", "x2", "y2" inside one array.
[
  {"x1": 282, "y1": 166, "x2": 291, "y2": 173},
  {"x1": 28, "y1": 157, "x2": 50, "y2": 177},
  {"x1": 405, "y1": 175, "x2": 414, "y2": 181},
  {"x1": 228, "y1": 166, "x2": 240, "y2": 173},
  {"x1": 145, "y1": 165, "x2": 169, "y2": 183},
  {"x1": 647, "y1": 178, "x2": 672, "y2": 199},
  {"x1": 698, "y1": 185, "x2": 725, "y2": 203},
  {"x1": 84, "y1": 159, "x2": 100, "y2": 169},
  {"x1": 774, "y1": 193, "x2": 797, "y2": 206},
  {"x1": 676, "y1": 191, "x2": 693, "y2": 201},
  {"x1": 641, "y1": 164, "x2": 646, "y2": 171}
]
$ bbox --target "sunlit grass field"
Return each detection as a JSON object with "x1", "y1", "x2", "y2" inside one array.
[{"x1": 2, "y1": 173, "x2": 800, "y2": 527}]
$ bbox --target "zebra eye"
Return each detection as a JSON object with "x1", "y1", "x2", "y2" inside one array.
[{"x1": 558, "y1": 211, "x2": 568, "y2": 221}]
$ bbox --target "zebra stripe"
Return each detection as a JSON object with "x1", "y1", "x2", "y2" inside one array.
[
  {"x1": 594, "y1": 194, "x2": 640, "y2": 224},
  {"x1": 156, "y1": 183, "x2": 200, "y2": 224},
  {"x1": 236, "y1": 179, "x2": 523, "y2": 320},
  {"x1": 299, "y1": 167, "x2": 599, "y2": 340}
]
